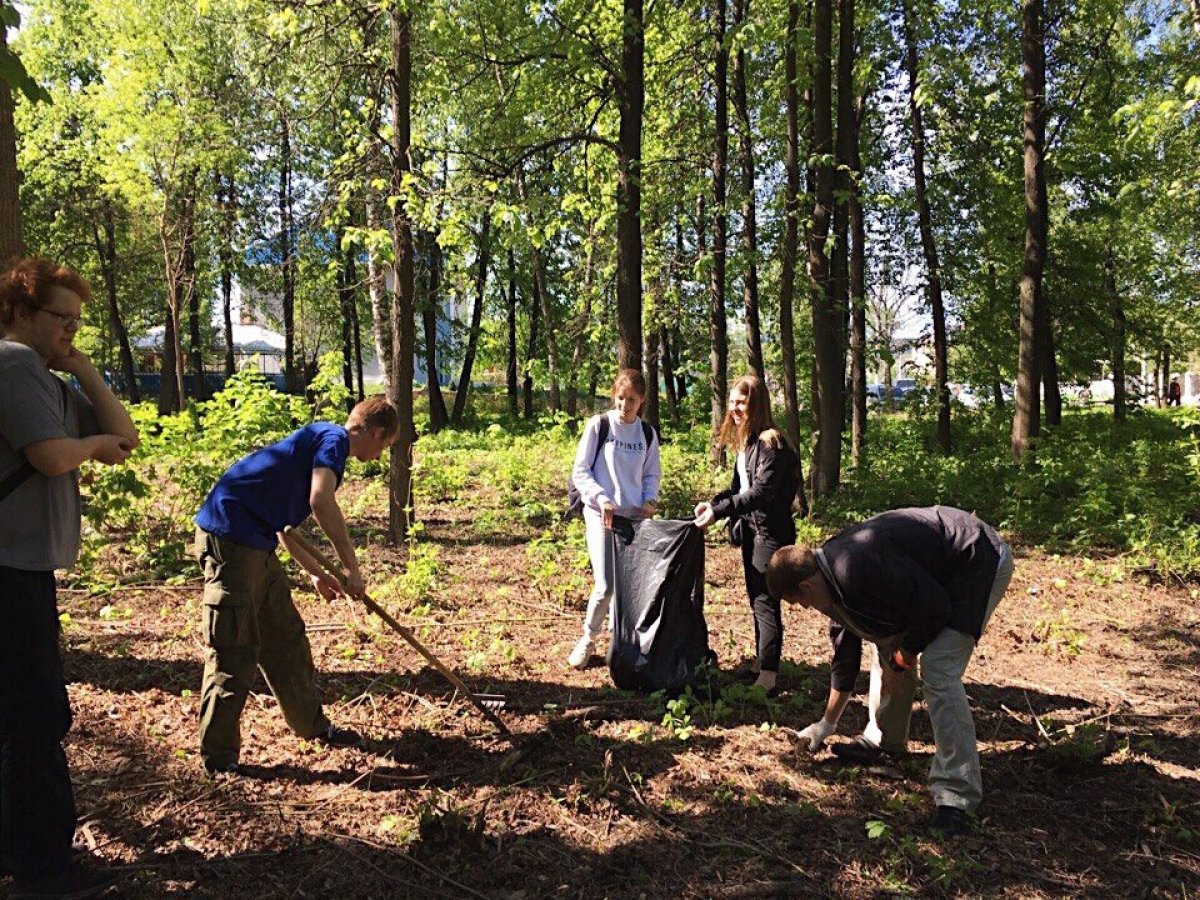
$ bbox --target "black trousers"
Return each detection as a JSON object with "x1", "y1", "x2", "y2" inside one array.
[
  {"x1": 741, "y1": 540, "x2": 783, "y2": 672},
  {"x1": 0, "y1": 565, "x2": 76, "y2": 880}
]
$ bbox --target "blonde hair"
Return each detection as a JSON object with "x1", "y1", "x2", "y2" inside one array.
[{"x1": 718, "y1": 375, "x2": 777, "y2": 452}]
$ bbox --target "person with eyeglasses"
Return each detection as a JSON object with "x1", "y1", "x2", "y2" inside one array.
[{"x1": 0, "y1": 257, "x2": 139, "y2": 898}]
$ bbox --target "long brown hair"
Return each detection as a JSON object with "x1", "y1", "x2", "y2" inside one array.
[{"x1": 718, "y1": 374, "x2": 775, "y2": 452}]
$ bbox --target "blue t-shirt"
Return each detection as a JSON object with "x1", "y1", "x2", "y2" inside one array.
[{"x1": 195, "y1": 422, "x2": 350, "y2": 550}]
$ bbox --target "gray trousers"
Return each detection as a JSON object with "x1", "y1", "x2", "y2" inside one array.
[
  {"x1": 580, "y1": 508, "x2": 615, "y2": 641},
  {"x1": 862, "y1": 544, "x2": 1014, "y2": 812}
]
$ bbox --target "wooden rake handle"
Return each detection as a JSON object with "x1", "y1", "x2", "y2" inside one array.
[{"x1": 284, "y1": 527, "x2": 510, "y2": 736}]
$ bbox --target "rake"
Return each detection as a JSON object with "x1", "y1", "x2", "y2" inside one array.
[{"x1": 284, "y1": 527, "x2": 510, "y2": 737}]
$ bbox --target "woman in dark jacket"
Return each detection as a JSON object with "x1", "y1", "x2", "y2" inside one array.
[{"x1": 694, "y1": 374, "x2": 799, "y2": 693}]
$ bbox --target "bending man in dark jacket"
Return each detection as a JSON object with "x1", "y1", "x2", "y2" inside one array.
[{"x1": 765, "y1": 506, "x2": 1013, "y2": 834}]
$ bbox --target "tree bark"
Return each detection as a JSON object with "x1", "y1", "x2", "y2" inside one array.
[
  {"x1": 216, "y1": 171, "x2": 237, "y2": 377},
  {"x1": 279, "y1": 110, "x2": 298, "y2": 394},
  {"x1": 849, "y1": 94, "x2": 867, "y2": 468},
  {"x1": 387, "y1": 6, "x2": 416, "y2": 540},
  {"x1": 523, "y1": 253, "x2": 539, "y2": 421},
  {"x1": 516, "y1": 169, "x2": 561, "y2": 411},
  {"x1": 365, "y1": 141, "x2": 393, "y2": 392},
  {"x1": 779, "y1": 0, "x2": 805, "y2": 499},
  {"x1": 902, "y1": 0, "x2": 950, "y2": 452},
  {"x1": 339, "y1": 238, "x2": 357, "y2": 410},
  {"x1": 92, "y1": 198, "x2": 139, "y2": 403},
  {"x1": 731, "y1": 0, "x2": 763, "y2": 379},
  {"x1": 831, "y1": 0, "x2": 855, "y2": 438},
  {"x1": 709, "y1": 0, "x2": 730, "y2": 463},
  {"x1": 506, "y1": 248, "x2": 519, "y2": 417},
  {"x1": 1012, "y1": 0, "x2": 1046, "y2": 460},
  {"x1": 808, "y1": 0, "x2": 841, "y2": 498},
  {"x1": 158, "y1": 306, "x2": 180, "y2": 414},
  {"x1": 615, "y1": 0, "x2": 645, "y2": 372},
  {"x1": 422, "y1": 232, "x2": 449, "y2": 430},
  {"x1": 183, "y1": 178, "x2": 204, "y2": 402},
  {"x1": 661, "y1": 324, "x2": 679, "y2": 425},
  {"x1": 452, "y1": 212, "x2": 491, "y2": 425},
  {"x1": 351, "y1": 260, "x2": 364, "y2": 400},
  {"x1": 1041, "y1": 307, "x2": 1062, "y2": 424},
  {"x1": 0, "y1": 23, "x2": 21, "y2": 263},
  {"x1": 644, "y1": 321, "x2": 660, "y2": 430}
]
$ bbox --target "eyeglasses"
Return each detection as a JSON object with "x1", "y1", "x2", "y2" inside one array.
[{"x1": 37, "y1": 308, "x2": 82, "y2": 330}]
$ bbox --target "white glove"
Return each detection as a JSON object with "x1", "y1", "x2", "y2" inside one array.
[{"x1": 794, "y1": 718, "x2": 836, "y2": 752}]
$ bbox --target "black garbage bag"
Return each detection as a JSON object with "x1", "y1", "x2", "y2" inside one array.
[{"x1": 606, "y1": 517, "x2": 713, "y2": 694}]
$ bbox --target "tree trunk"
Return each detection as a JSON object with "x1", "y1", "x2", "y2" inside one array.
[
  {"x1": 644, "y1": 322, "x2": 660, "y2": 430},
  {"x1": 339, "y1": 238, "x2": 357, "y2": 410},
  {"x1": 831, "y1": 0, "x2": 855, "y2": 438},
  {"x1": 182, "y1": 178, "x2": 205, "y2": 402},
  {"x1": 1041, "y1": 308, "x2": 1062, "y2": 424},
  {"x1": 849, "y1": 94, "x2": 867, "y2": 468},
  {"x1": 808, "y1": 0, "x2": 841, "y2": 498},
  {"x1": 351, "y1": 267, "x2": 364, "y2": 400},
  {"x1": 279, "y1": 110, "x2": 298, "y2": 394},
  {"x1": 523, "y1": 252, "x2": 539, "y2": 421},
  {"x1": 1012, "y1": 0, "x2": 1046, "y2": 460},
  {"x1": 158, "y1": 189, "x2": 187, "y2": 414},
  {"x1": 661, "y1": 324, "x2": 679, "y2": 425},
  {"x1": 506, "y1": 248, "x2": 519, "y2": 417},
  {"x1": 422, "y1": 232, "x2": 450, "y2": 430},
  {"x1": 216, "y1": 171, "x2": 237, "y2": 377},
  {"x1": 365, "y1": 144, "x2": 393, "y2": 392},
  {"x1": 452, "y1": 212, "x2": 491, "y2": 425},
  {"x1": 709, "y1": 0, "x2": 730, "y2": 463},
  {"x1": 387, "y1": 6, "x2": 416, "y2": 541},
  {"x1": 731, "y1": 0, "x2": 763, "y2": 379},
  {"x1": 159, "y1": 306, "x2": 180, "y2": 414},
  {"x1": 779, "y1": 0, "x2": 805, "y2": 501},
  {"x1": 516, "y1": 169, "x2": 561, "y2": 411},
  {"x1": 615, "y1": 0, "x2": 645, "y2": 372},
  {"x1": 902, "y1": 0, "x2": 950, "y2": 452},
  {"x1": 0, "y1": 23, "x2": 21, "y2": 262},
  {"x1": 93, "y1": 199, "x2": 140, "y2": 403}
]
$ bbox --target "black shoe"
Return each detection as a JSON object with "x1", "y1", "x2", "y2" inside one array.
[
  {"x1": 203, "y1": 758, "x2": 240, "y2": 776},
  {"x1": 10, "y1": 861, "x2": 117, "y2": 899},
  {"x1": 831, "y1": 738, "x2": 888, "y2": 765},
  {"x1": 930, "y1": 805, "x2": 973, "y2": 836},
  {"x1": 317, "y1": 724, "x2": 363, "y2": 748}
]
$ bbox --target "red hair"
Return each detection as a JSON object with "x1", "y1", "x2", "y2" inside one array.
[{"x1": 0, "y1": 257, "x2": 92, "y2": 329}]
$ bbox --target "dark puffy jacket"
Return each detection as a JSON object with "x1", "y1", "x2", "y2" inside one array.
[
  {"x1": 824, "y1": 506, "x2": 1005, "y2": 667},
  {"x1": 711, "y1": 431, "x2": 799, "y2": 569}
]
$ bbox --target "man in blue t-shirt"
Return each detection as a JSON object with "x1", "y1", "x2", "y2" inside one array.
[{"x1": 193, "y1": 395, "x2": 398, "y2": 774}]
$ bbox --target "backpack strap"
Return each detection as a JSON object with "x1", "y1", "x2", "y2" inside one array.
[
  {"x1": 0, "y1": 376, "x2": 74, "y2": 505},
  {"x1": 0, "y1": 458, "x2": 35, "y2": 504},
  {"x1": 592, "y1": 414, "x2": 611, "y2": 467},
  {"x1": 640, "y1": 420, "x2": 656, "y2": 450}
]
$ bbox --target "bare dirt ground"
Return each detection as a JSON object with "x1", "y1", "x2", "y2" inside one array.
[{"x1": 5, "y1": 481, "x2": 1199, "y2": 898}]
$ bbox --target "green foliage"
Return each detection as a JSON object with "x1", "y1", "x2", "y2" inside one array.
[
  {"x1": 1032, "y1": 608, "x2": 1087, "y2": 657},
  {"x1": 80, "y1": 371, "x2": 307, "y2": 579},
  {"x1": 823, "y1": 408, "x2": 1200, "y2": 578}
]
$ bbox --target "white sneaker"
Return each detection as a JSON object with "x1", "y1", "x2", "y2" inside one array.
[{"x1": 568, "y1": 636, "x2": 594, "y2": 669}]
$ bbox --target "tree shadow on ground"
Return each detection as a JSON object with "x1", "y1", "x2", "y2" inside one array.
[
  {"x1": 65, "y1": 744, "x2": 1200, "y2": 900},
  {"x1": 42, "y1": 667, "x2": 1200, "y2": 900}
]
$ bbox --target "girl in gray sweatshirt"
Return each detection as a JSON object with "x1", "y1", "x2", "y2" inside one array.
[{"x1": 567, "y1": 369, "x2": 662, "y2": 668}]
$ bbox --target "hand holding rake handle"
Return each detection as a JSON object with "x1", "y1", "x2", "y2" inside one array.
[{"x1": 283, "y1": 527, "x2": 511, "y2": 736}]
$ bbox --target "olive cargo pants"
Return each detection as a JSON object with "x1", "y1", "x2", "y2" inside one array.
[{"x1": 195, "y1": 528, "x2": 330, "y2": 770}]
